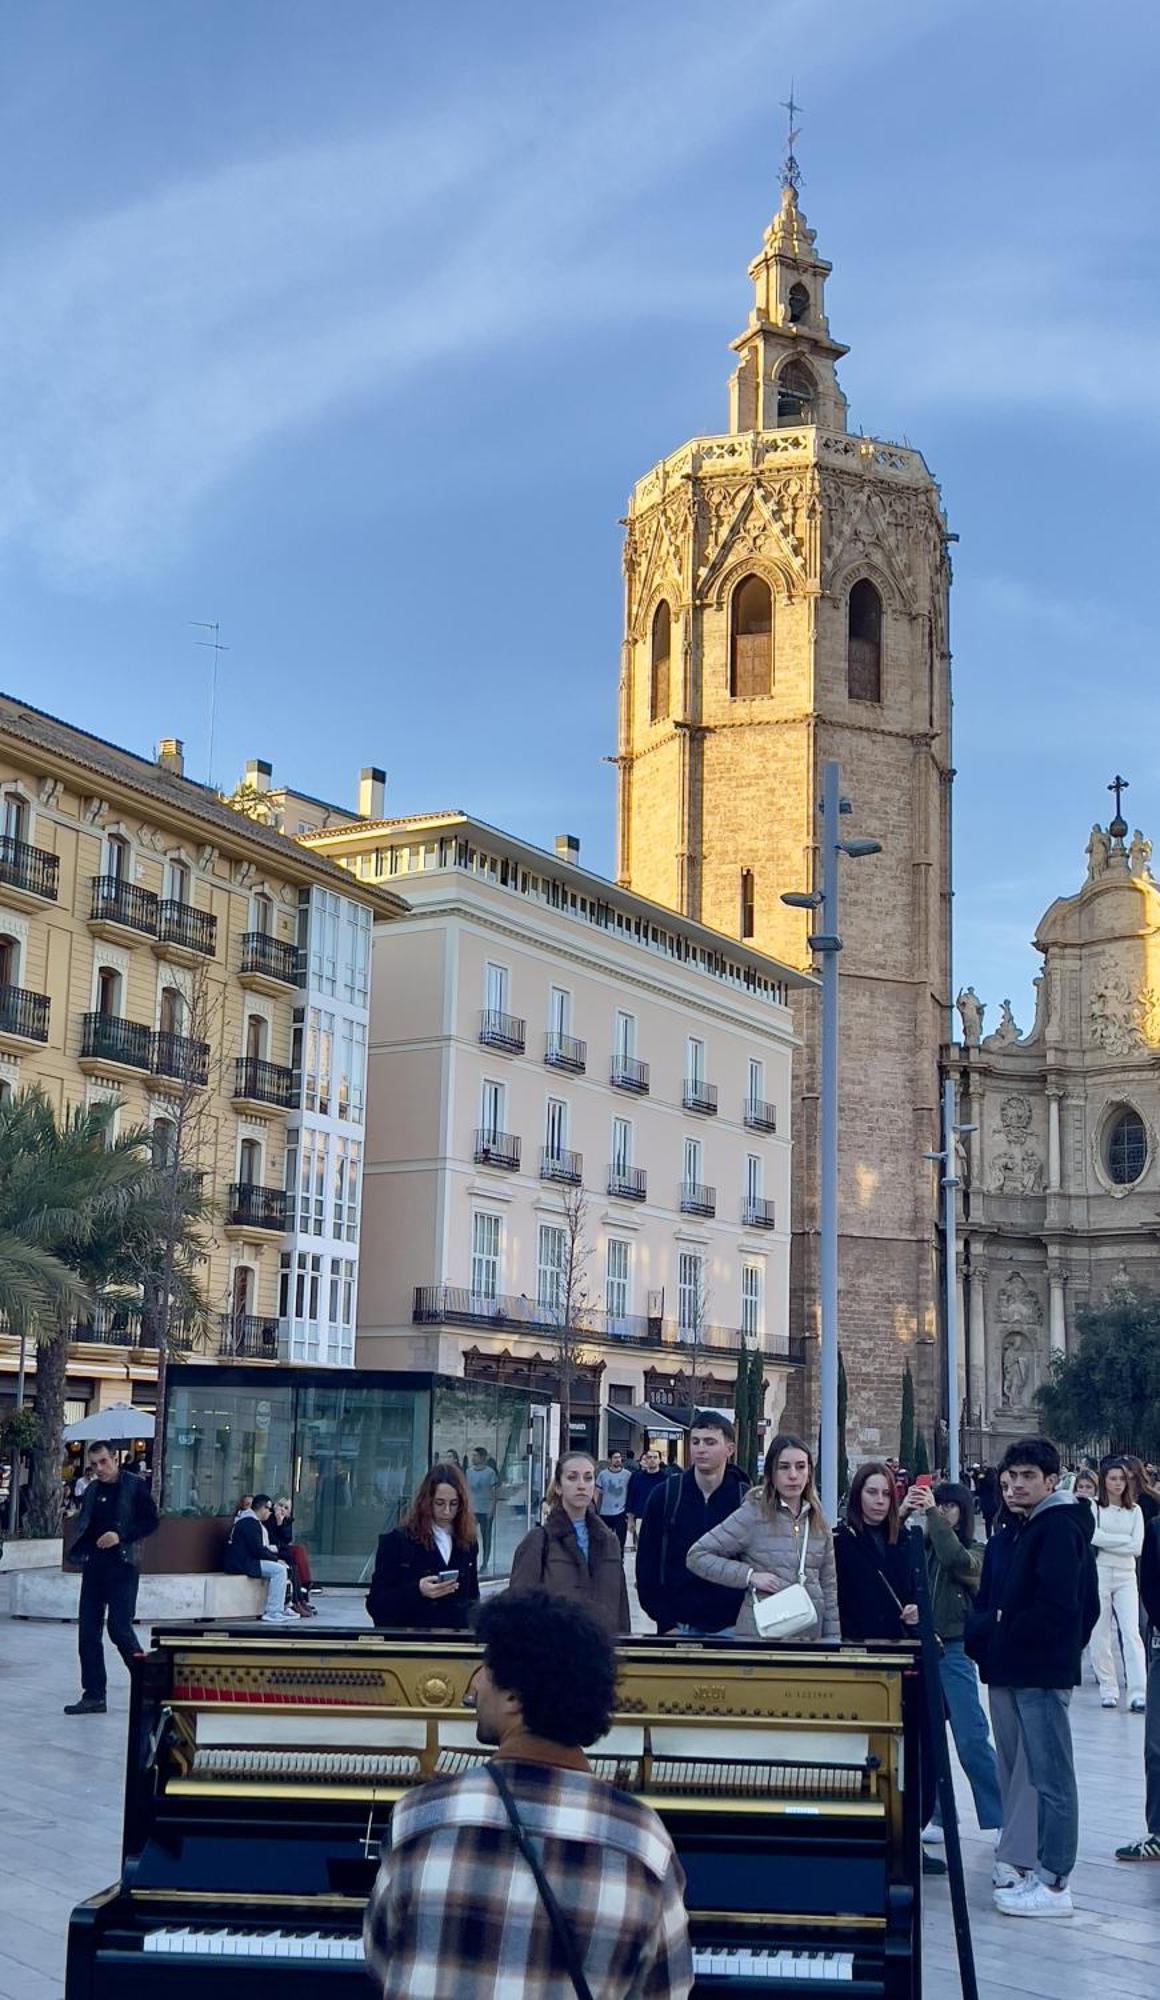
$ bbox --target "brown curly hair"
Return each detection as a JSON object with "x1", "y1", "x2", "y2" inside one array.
[{"x1": 401, "y1": 1462, "x2": 478, "y2": 1551}]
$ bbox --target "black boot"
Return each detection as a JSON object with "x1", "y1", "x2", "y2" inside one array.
[{"x1": 64, "y1": 1695, "x2": 107, "y2": 1715}]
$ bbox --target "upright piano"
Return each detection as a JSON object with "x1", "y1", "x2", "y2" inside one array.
[{"x1": 67, "y1": 1626, "x2": 923, "y2": 1997}]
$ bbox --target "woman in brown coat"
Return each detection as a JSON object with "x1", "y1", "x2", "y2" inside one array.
[
  {"x1": 509, "y1": 1450, "x2": 630, "y2": 1637},
  {"x1": 686, "y1": 1432, "x2": 839, "y2": 1640}
]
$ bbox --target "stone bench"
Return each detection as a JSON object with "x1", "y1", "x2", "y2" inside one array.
[{"x1": 0, "y1": 1567, "x2": 265, "y2": 1621}]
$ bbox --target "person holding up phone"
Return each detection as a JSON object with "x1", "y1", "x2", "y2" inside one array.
[{"x1": 366, "y1": 1463, "x2": 480, "y2": 1630}]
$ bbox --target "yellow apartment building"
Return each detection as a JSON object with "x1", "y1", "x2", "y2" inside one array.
[{"x1": 0, "y1": 692, "x2": 402, "y2": 1427}]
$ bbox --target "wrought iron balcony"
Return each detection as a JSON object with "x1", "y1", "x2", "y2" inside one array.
[
  {"x1": 682, "y1": 1079, "x2": 718, "y2": 1115},
  {"x1": 81, "y1": 1011, "x2": 153, "y2": 1071},
  {"x1": 473, "y1": 1128, "x2": 521, "y2": 1170},
  {"x1": 0, "y1": 984, "x2": 49, "y2": 1043},
  {"x1": 610, "y1": 1054, "x2": 649, "y2": 1094},
  {"x1": 744, "y1": 1097, "x2": 778, "y2": 1133},
  {"x1": 157, "y1": 898, "x2": 217, "y2": 958},
  {"x1": 239, "y1": 931, "x2": 300, "y2": 986},
  {"x1": 540, "y1": 1146, "x2": 583, "y2": 1186},
  {"x1": 226, "y1": 1183, "x2": 290, "y2": 1231},
  {"x1": 89, "y1": 875, "x2": 159, "y2": 936},
  {"x1": 0, "y1": 834, "x2": 58, "y2": 902},
  {"x1": 479, "y1": 1008, "x2": 526, "y2": 1054},
  {"x1": 680, "y1": 1180, "x2": 717, "y2": 1217},
  {"x1": 545, "y1": 1031, "x2": 586, "y2": 1075},
  {"x1": 152, "y1": 1030, "x2": 210, "y2": 1087},
  {"x1": 607, "y1": 1165, "x2": 647, "y2": 1202},
  {"x1": 742, "y1": 1196, "x2": 777, "y2": 1230},
  {"x1": 218, "y1": 1313, "x2": 286, "y2": 1361},
  {"x1": 412, "y1": 1283, "x2": 806, "y2": 1363},
  {"x1": 232, "y1": 1056, "x2": 296, "y2": 1109}
]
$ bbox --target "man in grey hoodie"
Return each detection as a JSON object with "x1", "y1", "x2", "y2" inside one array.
[{"x1": 965, "y1": 1436, "x2": 1099, "y2": 1920}]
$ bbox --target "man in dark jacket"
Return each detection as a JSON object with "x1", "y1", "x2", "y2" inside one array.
[
  {"x1": 225, "y1": 1494, "x2": 292, "y2": 1621},
  {"x1": 964, "y1": 1437, "x2": 1097, "y2": 1920},
  {"x1": 1116, "y1": 1511, "x2": 1160, "y2": 1862},
  {"x1": 635, "y1": 1414, "x2": 748, "y2": 1634},
  {"x1": 65, "y1": 1441, "x2": 158, "y2": 1715}
]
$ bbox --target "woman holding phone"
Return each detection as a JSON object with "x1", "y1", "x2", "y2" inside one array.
[{"x1": 366, "y1": 1462, "x2": 480, "y2": 1629}]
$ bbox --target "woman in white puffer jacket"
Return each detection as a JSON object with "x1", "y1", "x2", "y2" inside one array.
[{"x1": 1090, "y1": 1459, "x2": 1147, "y2": 1711}]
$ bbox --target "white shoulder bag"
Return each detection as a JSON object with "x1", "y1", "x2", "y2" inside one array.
[{"x1": 752, "y1": 1513, "x2": 818, "y2": 1640}]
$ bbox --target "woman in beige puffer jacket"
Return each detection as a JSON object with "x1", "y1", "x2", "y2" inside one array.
[{"x1": 686, "y1": 1432, "x2": 839, "y2": 1640}]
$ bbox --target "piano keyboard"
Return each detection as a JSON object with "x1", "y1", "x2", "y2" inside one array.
[
  {"x1": 693, "y1": 1947, "x2": 856, "y2": 1982},
  {"x1": 143, "y1": 1926, "x2": 364, "y2": 1962},
  {"x1": 191, "y1": 1748, "x2": 420, "y2": 1782}
]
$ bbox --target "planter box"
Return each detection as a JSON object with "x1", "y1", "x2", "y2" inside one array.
[
  {"x1": 0, "y1": 1567, "x2": 264, "y2": 1621},
  {"x1": 0, "y1": 1536, "x2": 63, "y2": 1571}
]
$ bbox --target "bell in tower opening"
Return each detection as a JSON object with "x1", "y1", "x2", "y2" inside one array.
[{"x1": 614, "y1": 131, "x2": 953, "y2": 1457}]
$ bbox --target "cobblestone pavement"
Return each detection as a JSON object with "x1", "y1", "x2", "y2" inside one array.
[{"x1": 2, "y1": 1574, "x2": 1157, "y2": 1998}]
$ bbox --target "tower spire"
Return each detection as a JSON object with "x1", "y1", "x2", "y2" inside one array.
[{"x1": 781, "y1": 84, "x2": 803, "y2": 198}]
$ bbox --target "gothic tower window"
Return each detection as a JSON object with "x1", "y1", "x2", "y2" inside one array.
[
  {"x1": 729, "y1": 576, "x2": 772, "y2": 698},
  {"x1": 1106, "y1": 1107, "x2": 1147, "y2": 1186},
  {"x1": 777, "y1": 359, "x2": 815, "y2": 424},
  {"x1": 848, "y1": 580, "x2": 883, "y2": 703},
  {"x1": 787, "y1": 282, "x2": 810, "y2": 324},
  {"x1": 649, "y1": 600, "x2": 671, "y2": 723},
  {"x1": 739, "y1": 869, "x2": 755, "y2": 939}
]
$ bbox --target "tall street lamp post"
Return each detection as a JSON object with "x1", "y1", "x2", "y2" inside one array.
[{"x1": 782, "y1": 759, "x2": 880, "y2": 1520}]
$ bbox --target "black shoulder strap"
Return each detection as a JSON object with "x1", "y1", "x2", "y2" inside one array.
[
  {"x1": 659, "y1": 1469, "x2": 683, "y2": 1579},
  {"x1": 539, "y1": 1523, "x2": 550, "y2": 1580},
  {"x1": 486, "y1": 1763, "x2": 595, "y2": 2000}
]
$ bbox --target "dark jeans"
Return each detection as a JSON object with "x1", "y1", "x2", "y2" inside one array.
[
  {"x1": 78, "y1": 1558, "x2": 142, "y2": 1699},
  {"x1": 991, "y1": 1684, "x2": 1078, "y2": 1885},
  {"x1": 606, "y1": 1511, "x2": 627, "y2": 1551},
  {"x1": 477, "y1": 1514, "x2": 494, "y2": 1569}
]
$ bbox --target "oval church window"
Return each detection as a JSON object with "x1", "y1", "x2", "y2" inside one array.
[{"x1": 1106, "y1": 1108, "x2": 1147, "y2": 1186}]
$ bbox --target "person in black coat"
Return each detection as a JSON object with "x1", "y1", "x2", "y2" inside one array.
[
  {"x1": 65, "y1": 1441, "x2": 158, "y2": 1715},
  {"x1": 367, "y1": 1462, "x2": 480, "y2": 1631},
  {"x1": 834, "y1": 1462, "x2": 919, "y2": 1641}
]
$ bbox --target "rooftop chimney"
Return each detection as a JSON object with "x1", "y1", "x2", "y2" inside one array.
[
  {"x1": 555, "y1": 833, "x2": 581, "y2": 865},
  {"x1": 244, "y1": 758, "x2": 273, "y2": 794},
  {"x1": 156, "y1": 738, "x2": 184, "y2": 777},
  {"x1": 359, "y1": 767, "x2": 386, "y2": 820}
]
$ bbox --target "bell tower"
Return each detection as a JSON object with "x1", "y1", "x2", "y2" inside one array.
[{"x1": 614, "y1": 131, "x2": 953, "y2": 1454}]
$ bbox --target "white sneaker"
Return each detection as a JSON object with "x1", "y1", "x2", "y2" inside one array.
[
  {"x1": 993, "y1": 1862, "x2": 1032, "y2": 1890},
  {"x1": 995, "y1": 1880, "x2": 1073, "y2": 1919},
  {"x1": 1129, "y1": 1696, "x2": 1146, "y2": 1713},
  {"x1": 1101, "y1": 1693, "x2": 1119, "y2": 1708},
  {"x1": 261, "y1": 1610, "x2": 293, "y2": 1622},
  {"x1": 921, "y1": 1821, "x2": 945, "y2": 1846}
]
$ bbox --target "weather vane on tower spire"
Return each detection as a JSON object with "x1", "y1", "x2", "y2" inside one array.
[{"x1": 781, "y1": 84, "x2": 803, "y2": 196}]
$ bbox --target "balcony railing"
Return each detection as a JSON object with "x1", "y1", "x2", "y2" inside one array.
[
  {"x1": 680, "y1": 1180, "x2": 717, "y2": 1217},
  {"x1": 479, "y1": 1009, "x2": 526, "y2": 1054},
  {"x1": 744, "y1": 1097, "x2": 778, "y2": 1133},
  {"x1": 0, "y1": 834, "x2": 58, "y2": 902},
  {"x1": 607, "y1": 1165, "x2": 647, "y2": 1202},
  {"x1": 545, "y1": 1031, "x2": 586, "y2": 1075},
  {"x1": 89, "y1": 875, "x2": 159, "y2": 936},
  {"x1": 81, "y1": 1011, "x2": 153, "y2": 1071},
  {"x1": 232, "y1": 1056, "x2": 296, "y2": 1108},
  {"x1": 540, "y1": 1146, "x2": 583, "y2": 1185},
  {"x1": 473, "y1": 1128, "x2": 521, "y2": 1171},
  {"x1": 0, "y1": 984, "x2": 49, "y2": 1043},
  {"x1": 413, "y1": 1284, "x2": 804, "y2": 1361},
  {"x1": 742, "y1": 1196, "x2": 777, "y2": 1230},
  {"x1": 218, "y1": 1313, "x2": 286, "y2": 1361},
  {"x1": 227, "y1": 1183, "x2": 290, "y2": 1231},
  {"x1": 682, "y1": 1079, "x2": 719, "y2": 1115},
  {"x1": 152, "y1": 1029, "x2": 210, "y2": 1087},
  {"x1": 610, "y1": 1054, "x2": 649, "y2": 1095},
  {"x1": 157, "y1": 899, "x2": 217, "y2": 957},
  {"x1": 240, "y1": 932, "x2": 299, "y2": 985}
]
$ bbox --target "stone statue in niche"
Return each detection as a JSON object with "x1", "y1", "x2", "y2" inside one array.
[
  {"x1": 1129, "y1": 829, "x2": 1153, "y2": 879},
  {"x1": 983, "y1": 999, "x2": 1022, "y2": 1049},
  {"x1": 1086, "y1": 824, "x2": 1109, "y2": 878},
  {"x1": 989, "y1": 1094, "x2": 1044, "y2": 1194},
  {"x1": 1001, "y1": 1333, "x2": 1033, "y2": 1409},
  {"x1": 956, "y1": 986, "x2": 984, "y2": 1046},
  {"x1": 997, "y1": 1271, "x2": 1043, "y2": 1331},
  {"x1": 1088, "y1": 951, "x2": 1145, "y2": 1057}
]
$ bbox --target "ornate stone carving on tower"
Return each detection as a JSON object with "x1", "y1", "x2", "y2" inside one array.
[{"x1": 614, "y1": 148, "x2": 952, "y2": 1453}]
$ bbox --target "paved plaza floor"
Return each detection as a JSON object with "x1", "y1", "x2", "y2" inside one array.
[{"x1": 2, "y1": 1579, "x2": 1157, "y2": 1999}]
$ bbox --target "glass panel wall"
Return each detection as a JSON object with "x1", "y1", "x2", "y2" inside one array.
[
  {"x1": 432, "y1": 1380, "x2": 544, "y2": 1580},
  {"x1": 296, "y1": 1382, "x2": 429, "y2": 1584},
  {"x1": 166, "y1": 1379, "x2": 295, "y2": 1517}
]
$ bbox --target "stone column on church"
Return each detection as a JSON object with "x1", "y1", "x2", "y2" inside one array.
[
  {"x1": 967, "y1": 1249, "x2": 987, "y2": 1426},
  {"x1": 1049, "y1": 1267, "x2": 1067, "y2": 1355},
  {"x1": 1047, "y1": 1091, "x2": 1062, "y2": 1193}
]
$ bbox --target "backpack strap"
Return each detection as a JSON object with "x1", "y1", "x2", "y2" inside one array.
[{"x1": 658, "y1": 1469, "x2": 683, "y2": 1582}]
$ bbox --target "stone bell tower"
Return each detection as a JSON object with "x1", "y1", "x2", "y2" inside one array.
[{"x1": 614, "y1": 148, "x2": 953, "y2": 1455}]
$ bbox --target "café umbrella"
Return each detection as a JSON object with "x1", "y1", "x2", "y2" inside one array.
[{"x1": 63, "y1": 1403, "x2": 155, "y2": 1443}]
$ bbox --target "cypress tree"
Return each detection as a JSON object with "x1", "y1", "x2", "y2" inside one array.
[{"x1": 899, "y1": 1363, "x2": 916, "y2": 1469}]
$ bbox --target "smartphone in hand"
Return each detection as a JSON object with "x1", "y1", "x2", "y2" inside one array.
[{"x1": 436, "y1": 1569, "x2": 459, "y2": 1584}]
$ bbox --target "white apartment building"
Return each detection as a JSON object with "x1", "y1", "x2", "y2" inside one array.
[{"x1": 301, "y1": 813, "x2": 813, "y2": 1452}]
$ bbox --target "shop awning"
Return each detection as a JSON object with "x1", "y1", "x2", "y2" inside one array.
[{"x1": 602, "y1": 1402, "x2": 686, "y2": 1436}]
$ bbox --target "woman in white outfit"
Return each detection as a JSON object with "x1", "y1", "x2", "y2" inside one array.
[{"x1": 1090, "y1": 1459, "x2": 1147, "y2": 1711}]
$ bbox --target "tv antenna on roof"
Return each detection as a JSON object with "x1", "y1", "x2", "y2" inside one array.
[{"x1": 190, "y1": 621, "x2": 229, "y2": 787}]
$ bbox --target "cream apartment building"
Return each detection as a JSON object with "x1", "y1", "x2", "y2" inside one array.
[
  {"x1": 301, "y1": 812, "x2": 812, "y2": 1454},
  {"x1": 0, "y1": 694, "x2": 400, "y2": 1424}
]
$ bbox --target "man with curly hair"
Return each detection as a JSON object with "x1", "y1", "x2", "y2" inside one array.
[{"x1": 364, "y1": 1590, "x2": 692, "y2": 1997}]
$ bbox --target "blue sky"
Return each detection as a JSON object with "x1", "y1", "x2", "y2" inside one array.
[{"x1": 1, "y1": 0, "x2": 1157, "y2": 1026}]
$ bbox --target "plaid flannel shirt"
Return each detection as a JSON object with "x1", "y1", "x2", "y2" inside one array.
[{"x1": 363, "y1": 1755, "x2": 693, "y2": 1999}]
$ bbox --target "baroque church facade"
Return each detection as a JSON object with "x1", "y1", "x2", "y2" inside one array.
[
  {"x1": 949, "y1": 806, "x2": 1159, "y2": 1456},
  {"x1": 613, "y1": 170, "x2": 953, "y2": 1453}
]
